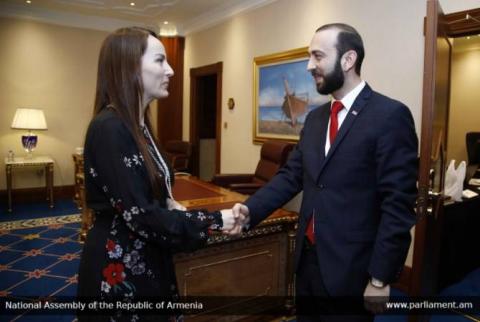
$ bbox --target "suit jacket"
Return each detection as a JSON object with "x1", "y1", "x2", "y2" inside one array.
[{"x1": 245, "y1": 84, "x2": 418, "y2": 296}]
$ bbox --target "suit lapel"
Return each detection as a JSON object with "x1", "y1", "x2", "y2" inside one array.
[
  {"x1": 315, "y1": 84, "x2": 373, "y2": 182},
  {"x1": 308, "y1": 106, "x2": 330, "y2": 181}
]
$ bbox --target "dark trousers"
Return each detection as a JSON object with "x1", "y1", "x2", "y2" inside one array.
[{"x1": 295, "y1": 239, "x2": 374, "y2": 322}]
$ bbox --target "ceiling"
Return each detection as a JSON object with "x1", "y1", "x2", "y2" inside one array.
[{"x1": 0, "y1": 0, "x2": 277, "y2": 35}]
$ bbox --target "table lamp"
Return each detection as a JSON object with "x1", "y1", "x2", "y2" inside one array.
[{"x1": 11, "y1": 108, "x2": 48, "y2": 158}]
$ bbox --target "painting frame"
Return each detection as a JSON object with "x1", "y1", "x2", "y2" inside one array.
[{"x1": 253, "y1": 46, "x2": 316, "y2": 144}]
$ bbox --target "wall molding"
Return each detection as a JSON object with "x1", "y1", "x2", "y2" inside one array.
[
  {"x1": 0, "y1": 1, "x2": 157, "y2": 32},
  {"x1": 0, "y1": 0, "x2": 277, "y2": 36}
]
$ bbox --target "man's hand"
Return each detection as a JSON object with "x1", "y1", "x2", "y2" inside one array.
[
  {"x1": 363, "y1": 282, "x2": 390, "y2": 314},
  {"x1": 167, "y1": 198, "x2": 186, "y2": 211},
  {"x1": 220, "y1": 209, "x2": 236, "y2": 231},
  {"x1": 223, "y1": 203, "x2": 250, "y2": 236}
]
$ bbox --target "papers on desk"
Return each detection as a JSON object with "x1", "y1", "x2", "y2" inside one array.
[
  {"x1": 468, "y1": 178, "x2": 480, "y2": 186},
  {"x1": 462, "y1": 189, "x2": 479, "y2": 199}
]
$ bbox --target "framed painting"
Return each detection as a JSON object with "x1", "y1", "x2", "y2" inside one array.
[{"x1": 252, "y1": 47, "x2": 328, "y2": 143}]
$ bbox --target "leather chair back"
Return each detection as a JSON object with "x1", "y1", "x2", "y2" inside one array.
[
  {"x1": 254, "y1": 141, "x2": 294, "y2": 183},
  {"x1": 165, "y1": 140, "x2": 193, "y2": 172}
]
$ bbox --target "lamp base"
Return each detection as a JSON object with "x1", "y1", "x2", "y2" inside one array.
[{"x1": 22, "y1": 133, "x2": 37, "y2": 157}]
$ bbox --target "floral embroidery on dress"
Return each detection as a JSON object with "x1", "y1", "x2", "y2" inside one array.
[
  {"x1": 101, "y1": 262, "x2": 136, "y2": 296},
  {"x1": 89, "y1": 167, "x2": 98, "y2": 177},
  {"x1": 123, "y1": 210, "x2": 132, "y2": 222},
  {"x1": 132, "y1": 154, "x2": 142, "y2": 166},
  {"x1": 101, "y1": 280, "x2": 111, "y2": 293},
  {"x1": 123, "y1": 250, "x2": 140, "y2": 269},
  {"x1": 138, "y1": 230, "x2": 149, "y2": 239},
  {"x1": 83, "y1": 112, "x2": 226, "y2": 322},
  {"x1": 106, "y1": 239, "x2": 123, "y2": 259},
  {"x1": 123, "y1": 154, "x2": 144, "y2": 168},
  {"x1": 123, "y1": 156, "x2": 132, "y2": 168},
  {"x1": 103, "y1": 263, "x2": 125, "y2": 286},
  {"x1": 133, "y1": 239, "x2": 145, "y2": 250},
  {"x1": 131, "y1": 262, "x2": 146, "y2": 275}
]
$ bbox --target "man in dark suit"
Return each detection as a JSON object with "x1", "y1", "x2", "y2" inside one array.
[{"x1": 229, "y1": 23, "x2": 418, "y2": 321}]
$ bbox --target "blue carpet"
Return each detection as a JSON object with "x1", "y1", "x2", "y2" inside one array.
[
  {"x1": 429, "y1": 268, "x2": 480, "y2": 322},
  {"x1": 0, "y1": 213, "x2": 81, "y2": 321},
  {"x1": 0, "y1": 200, "x2": 478, "y2": 322},
  {"x1": 0, "y1": 199, "x2": 78, "y2": 222}
]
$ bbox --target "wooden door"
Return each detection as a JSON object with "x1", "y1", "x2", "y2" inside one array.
[
  {"x1": 409, "y1": 1, "x2": 452, "y2": 320},
  {"x1": 189, "y1": 62, "x2": 223, "y2": 177},
  {"x1": 156, "y1": 36, "x2": 185, "y2": 146}
]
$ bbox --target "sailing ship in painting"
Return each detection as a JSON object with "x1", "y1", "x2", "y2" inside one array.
[{"x1": 281, "y1": 77, "x2": 309, "y2": 127}]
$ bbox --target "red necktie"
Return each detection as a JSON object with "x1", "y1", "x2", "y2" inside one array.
[
  {"x1": 329, "y1": 101, "x2": 344, "y2": 144},
  {"x1": 305, "y1": 101, "x2": 344, "y2": 244}
]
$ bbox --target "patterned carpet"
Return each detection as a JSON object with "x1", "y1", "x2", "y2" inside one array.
[
  {"x1": 0, "y1": 210, "x2": 478, "y2": 322},
  {"x1": 0, "y1": 214, "x2": 81, "y2": 322}
]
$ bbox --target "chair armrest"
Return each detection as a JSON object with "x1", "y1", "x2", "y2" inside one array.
[
  {"x1": 211, "y1": 174, "x2": 254, "y2": 187},
  {"x1": 228, "y1": 182, "x2": 264, "y2": 195}
]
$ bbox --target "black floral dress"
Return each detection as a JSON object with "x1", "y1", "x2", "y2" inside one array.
[{"x1": 77, "y1": 109, "x2": 223, "y2": 322}]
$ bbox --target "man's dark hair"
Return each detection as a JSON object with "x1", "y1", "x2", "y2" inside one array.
[{"x1": 316, "y1": 23, "x2": 364, "y2": 75}]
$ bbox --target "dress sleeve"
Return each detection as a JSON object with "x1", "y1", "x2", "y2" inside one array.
[{"x1": 86, "y1": 117, "x2": 223, "y2": 252}]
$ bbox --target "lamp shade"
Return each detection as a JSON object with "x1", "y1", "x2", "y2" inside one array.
[{"x1": 11, "y1": 108, "x2": 48, "y2": 130}]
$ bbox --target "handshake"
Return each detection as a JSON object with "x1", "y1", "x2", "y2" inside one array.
[
  {"x1": 167, "y1": 198, "x2": 250, "y2": 237},
  {"x1": 220, "y1": 203, "x2": 250, "y2": 236}
]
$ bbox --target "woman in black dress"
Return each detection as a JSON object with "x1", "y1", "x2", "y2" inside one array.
[{"x1": 77, "y1": 27, "x2": 237, "y2": 322}]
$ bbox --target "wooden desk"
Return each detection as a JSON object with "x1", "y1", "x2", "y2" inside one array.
[
  {"x1": 436, "y1": 194, "x2": 480, "y2": 291},
  {"x1": 78, "y1": 175, "x2": 298, "y2": 319},
  {"x1": 5, "y1": 155, "x2": 54, "y2": 212},
  {"x1": 172, "y1": 176, "x2": 297, "y2": 320}
]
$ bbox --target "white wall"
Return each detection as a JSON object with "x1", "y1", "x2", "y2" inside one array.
[
  {"x1": 0, "y1": 18, "x2": 108, "y2": 190},
  {"x1": 183, "y1": 0, "x2": 480, "y2": 268},
  {"x1": 0, "y1": 17, "x2": 158, "y2": 192},
  {"x1": 1, "y1": 0, "x2": 477, "y2": 192},
  {"x1": 183, "y1": 0, "x2": 427, "y2": 174}
]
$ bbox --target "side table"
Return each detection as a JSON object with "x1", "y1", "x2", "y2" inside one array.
[{"x1": 5, "y1": 156, "x2": 54, "y2": 212}]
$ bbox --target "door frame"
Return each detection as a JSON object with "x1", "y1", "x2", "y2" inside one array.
[
  {"x1": 442, "y1": 7, "x2": 480, "y2": 37},
  {"x1": 407, "y1": 2, "x2": 480, "y2": 300},
  {"x1": 189, "y1": 62, "x2": 223, "y2": 176}
]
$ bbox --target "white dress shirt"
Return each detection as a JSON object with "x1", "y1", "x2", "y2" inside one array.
[{"x1": 325, "y1": 80, "x2": 366, "y2": 156}]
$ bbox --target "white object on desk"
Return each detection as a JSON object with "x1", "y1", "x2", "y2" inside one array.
[
  {"x1": 444, "y1": 160, "x2": 466, "y2": 202},
  {"x1": 462, "y1": 189, "x2": 479, "y2": 199},
  {"x1": 469, "y1": 178, "x2": 480, "y2": 186}
]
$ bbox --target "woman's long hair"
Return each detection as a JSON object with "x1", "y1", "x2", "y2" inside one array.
[{"x1": 93, "y1": 27, "x2": 165, "y2": 198}]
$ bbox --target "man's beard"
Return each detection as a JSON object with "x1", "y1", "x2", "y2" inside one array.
[{"x1": 313, "y1": 57, "x2": 344, "y2": 95}]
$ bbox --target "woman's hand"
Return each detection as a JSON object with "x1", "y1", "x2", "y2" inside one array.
[{"x1": 167, "y1": 198, "x2": 186, "y2": 211}]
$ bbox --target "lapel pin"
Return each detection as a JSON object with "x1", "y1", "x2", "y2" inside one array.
[{"x1": 352, "y1": 110, "x2": 358, "y2": 116}]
